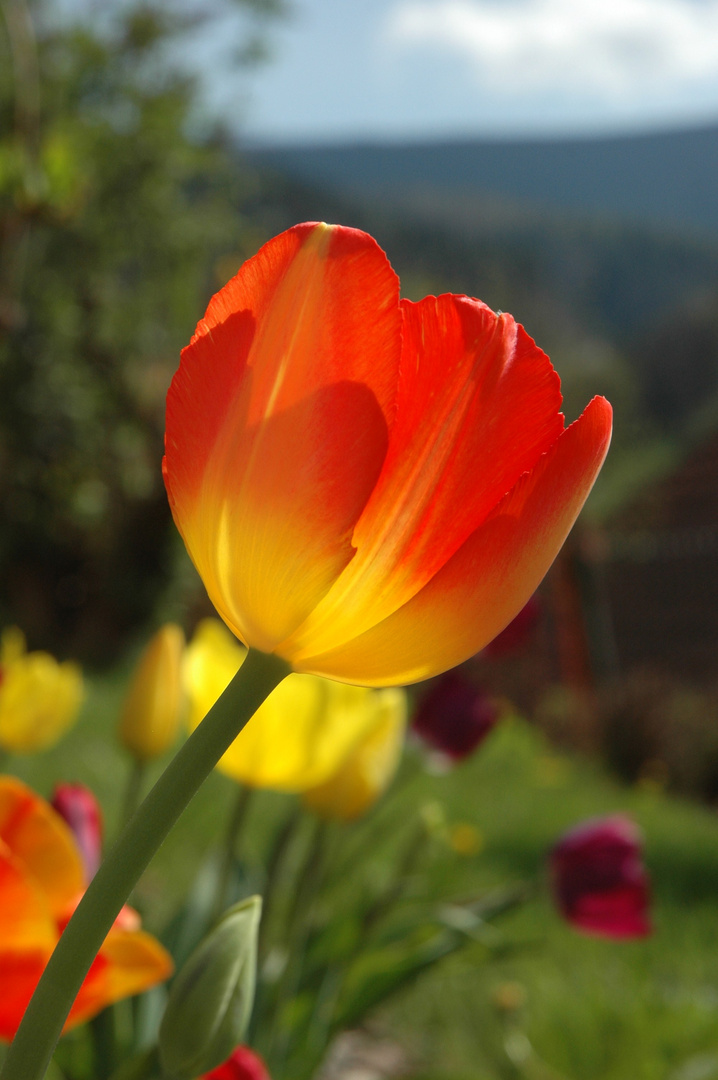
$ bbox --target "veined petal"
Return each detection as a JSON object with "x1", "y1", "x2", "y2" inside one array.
[
  {"x1": 0, "y1": 777, "x2": 84, "y2": 921},
  {"x1": 65, "y1": 927, "x2": 173, "y2": 1031},
  {"x1": 296, "y1": 396, "x2": 612, "y2": 685},
  {"x1": 281, "y1": 295, "x2": 563, "y2": 661},
  {"x1": 164, "y1": 223, "x2": 401, "y2": 651}
]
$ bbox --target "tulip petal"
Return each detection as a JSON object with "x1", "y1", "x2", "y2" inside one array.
[
  {"x1": 0, "y1": 840, "x2": 56, "y2": 1043},
  {"x1": 0, "y1": 840, "x2": 56, "y2": 953},
  {"x1": 0, "y1": 653, "x2": 83, "y2": 753},
  {"x1": 164, "y1": 223, "x2": 402, "y2": 650},
  {"x1": 297, "y1": 396, "x2": 612, "y2": 685},
  {"x1": 202, "y1": 1046, "x2": 271, "y2": 1080},
  {"x1": 66, "y1": 928, "x2": 173, "y2": 1030},
  {"x1": 226, "y1": 677, "x2": 387, "y2": 792},
  {"x1": 185, "y1": 629, "x2": 386, "y2": 790},
  {"x1": 303, "y1": 688, "x2": 407, "y2": 820},
  {"x1": 0, "y1": 953, "x2": 50, "y2": 1042},
  {"x1": 282, "y1": 295, "x2": 564, "y2": 659},
  {"x1": 0, "y1": 776, "x2": 84, "y2": 920}
]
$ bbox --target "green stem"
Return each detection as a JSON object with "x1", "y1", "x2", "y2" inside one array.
[
  {"x1": 268, "y1": 818, "x2": 330, "y2": 1068},
  {"x1": 361, "y1": 821, "x2": 426, "y2": 933},
  {"x1": 90, "y1": 1006, "x2": 117, "y2": 1080},
  {"x1": 121, "y1": 759, "x2": 146, "y2": 833},
  {"x1": 0, "y1": 648, "x2": 289, "y2": 1080},
  {"x1": 257, "y1": 803, "x2": 302, "y2": 964},
  {"x1": 286, "y1": 816, "x2": 329, "y2": 942},
  {"x1": 212, "y1": 783, "x2": 253, "y2": 922},
  {"x1": 328, "y1": 747, "x2": 423, "y2": 882}
]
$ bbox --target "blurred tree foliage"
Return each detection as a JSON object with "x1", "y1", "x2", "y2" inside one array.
[{"x1": 0, "y1": 0, "x2": 282, "y2": 662}]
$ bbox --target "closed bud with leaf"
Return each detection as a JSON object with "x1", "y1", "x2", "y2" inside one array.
[{"x1": 159, "y1": 896, "x2": 262, "y2": 1080}]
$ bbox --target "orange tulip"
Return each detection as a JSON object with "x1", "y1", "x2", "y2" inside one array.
[
  {"x1": 164, "y1": 223, "x2": 611, "y2": 686},
  {"x1": 0, "y1": 776, "x2": 172, "y2": 1040}
]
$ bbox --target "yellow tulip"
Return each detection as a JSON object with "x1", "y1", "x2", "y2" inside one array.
[
  {"x1": 119, "y1": 624, "x2": 186, "y2": 762},
  {"x1": 0, "y1": 628, "x2": 83, "y2": 753},
  {"x1": 302, "y1": 686, "x2": 407, "y2": 821},
  {"x1": 184, "y1": 619, "x2": 399, "y2": 793}
]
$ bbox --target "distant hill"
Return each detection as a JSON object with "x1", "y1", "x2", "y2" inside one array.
[
  {"x1": 250, "y1": 125, "x2": 718, "y2": 237},
  {"x1": 242, "y1": 164, "x2": 718, "y2": 348}
]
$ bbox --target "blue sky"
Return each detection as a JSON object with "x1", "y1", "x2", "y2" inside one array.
[{"x1": 211, "y1": 0, "x2": 718, "y2": 144}]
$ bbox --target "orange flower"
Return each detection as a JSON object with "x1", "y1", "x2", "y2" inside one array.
[
  {"x1": 164, "y1": 223, "x2": 612, "y2": 686},
  {"x1": 0, "y1": 776, "x2": 172, "y2": 1041}
]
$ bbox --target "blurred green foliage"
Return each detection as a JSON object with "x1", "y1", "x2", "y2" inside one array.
[
  {"x1": 0, "y1": 0, "x2": 279, "y2": 662},
  {"x1": 9, "y1": 668, "x2": 718, "y2": 1080}
]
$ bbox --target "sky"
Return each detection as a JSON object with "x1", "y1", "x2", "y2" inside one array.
[{"x1": 211, "y1": 0, "x2": 718, "y2": 144}]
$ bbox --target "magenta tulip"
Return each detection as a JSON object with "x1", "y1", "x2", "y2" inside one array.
[
  {"x1": 412, "y1": 670, "x2": 499, "y2": 761},
  {"x1": 550, "y1": 815, "x2": 651, "y2": 939},
  {"x1": 51, "y1": 783, "x2": 103, "y2": 881}
]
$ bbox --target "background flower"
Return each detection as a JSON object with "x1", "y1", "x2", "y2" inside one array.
[
  {"x1": 550, "y1": 814, "x2": 652, "y2": 939},
  {"x1": 412, "y1": 669, "x2": 500, "y2": 762},
  {"x1": 202, "y1": 1046, "x2": 271, "y2": 1080},
  {"x1": 50, "y1": 783, "x2": 103, "y2": 881},
  {"x1": 0, "y1": 775, "x2": 172, "y2": 1039},
  {"x1": 0, "y1": 628, "x2": 83, "y2": 753},
  {"x1": 184, "y1": 619, "x2": 401, "y2": 792},
  {"x1": 302, "y1": 686, "x2": 407, "y2": 820},
  {"x1": 118, "y1": 623, "x2": 186, "y2": 762}
]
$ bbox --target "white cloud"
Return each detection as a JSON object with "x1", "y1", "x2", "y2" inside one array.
[{"x1": 384, "y1": 0, "x2": 718, "y2": 97}]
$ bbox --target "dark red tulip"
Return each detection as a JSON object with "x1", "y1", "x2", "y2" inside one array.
[
  {"x1": 51, "y1": 782, "x2": 103, "y2": 881},
  {"x1": 202, "y1": 1047, "x2": 270, "y2": 1080},
  {"x1": 550, "y1": 815, "x2": 651, "y2": 939},
  {"x1": 412, "y1": 670, "x2": 500, "y2": 761},
  {"x1": 483, "y1": 594, "x2": 541, "y2": 657}
]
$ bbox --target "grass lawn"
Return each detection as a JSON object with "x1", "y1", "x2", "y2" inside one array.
[{"x1": 7, "y1": 664, "x2": 718, "y2": 1080}]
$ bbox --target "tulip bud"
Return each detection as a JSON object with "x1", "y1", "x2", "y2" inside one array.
[
  {"x1": 201, "y1": 1046, "x2": 270, "y2": 1080},
  {"x1": 51, "y1": 782, "x2": 103, "y2": 881},
  {"x1": 550, "y1": 815, "x2": 651, "y2": 939},
  {"x1": 119, "y1": 624, "x2": 185, "y2": 762},
  {"x1": 412, "y1": 670, "x2": 499, "y2": 762},
  {"x1": 159, "y1": 896, "x2": 262, "y2": 1080}
]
